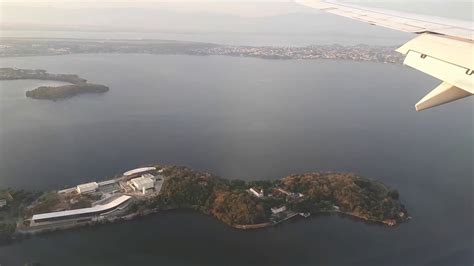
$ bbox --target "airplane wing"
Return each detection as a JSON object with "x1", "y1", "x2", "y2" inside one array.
[{"x1": 296, "y1": 0, "x2": 473, "y2": 111}]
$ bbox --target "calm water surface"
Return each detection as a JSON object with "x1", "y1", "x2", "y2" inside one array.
[{"x1": 0, "y1": 54, "x2": 472, "y2": 265}]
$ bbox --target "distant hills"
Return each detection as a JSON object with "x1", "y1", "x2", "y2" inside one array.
[{"x1": 1, "y1": 3, "x2": 412, "y2": 46}]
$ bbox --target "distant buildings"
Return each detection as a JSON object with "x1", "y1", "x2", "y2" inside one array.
[
  {"x1": 76, "y1": 182, "x2": 99, "y2": 194},
  {"x1": 190, "y1": 45, "x2": 404, "y2": 64},
  {"x1": 249, "y1": 188, "x2": 264, "y2": 198}
]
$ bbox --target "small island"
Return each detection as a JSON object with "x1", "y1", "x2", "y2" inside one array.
[
  {"x1": 0, "y1": 68, "x2": 109, "y2": 100},
  {"x1": 0, "y1": 165, "x2": 410, "y2": 244}
]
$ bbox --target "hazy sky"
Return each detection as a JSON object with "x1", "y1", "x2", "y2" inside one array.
[
  {"x1": 0, "y1": 0, "x2": 471, "y2": 37},
  {"x1": 1, "y1": 0, "x2": 472, "y2": 17},
  {"x1": 1, "y1": 1, "x2": 310, "y2": 17}
]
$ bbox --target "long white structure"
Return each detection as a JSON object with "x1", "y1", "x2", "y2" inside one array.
[
  {"x1": 123, "y1": 167, "x2": 156, "y2": 177},
  {"x1": 76, "y1": 182, "x2": 98, "y2": 194},
  {"x1": 31, "y1": 195, "x2": 131, "y2": 224}
]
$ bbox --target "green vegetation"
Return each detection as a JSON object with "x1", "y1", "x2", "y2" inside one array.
[
  {"x1": 146, "y1": 165, "x2": 408, "y2": 227},
  {"x1": 0, "y1": 189, "x2": 40, "y2": 242},
  {"x1": 26, "y1": 83, "x2": 109, "y2": 100},
  {"x1": 23, "y1": 192, "x2": 61, "y2": 217},
  {"x1": 0, "y1": 68, "x2": 86, "y2": 84},
  {"x1": 0, "y1": 68, "x2": 109, "y2": 100},
  {"x1": 211, "y1": 191, "x2": 266, "y2": 225},
  {"x1": 0, "y1": 165, "x2": 409, "y2": 243},
  {"x1": 147, "y1": 165, "x2": 268, "y2": 225},
  {"x1": 24, "y1": 191, "x2": 96, "y2": 218},
  {"x1": 280, "y1": 173, "x2": 407, "y2": 222}
]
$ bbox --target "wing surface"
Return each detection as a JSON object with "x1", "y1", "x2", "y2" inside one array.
[{"x1": 296, "y1": 0, "x2": 474, "y2": 110}]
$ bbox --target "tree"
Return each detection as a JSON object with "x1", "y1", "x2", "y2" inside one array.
[{"x1": 388, "y1": 189, "x2": 399, "y2": 200}]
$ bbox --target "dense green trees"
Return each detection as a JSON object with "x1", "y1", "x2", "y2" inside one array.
[
  {"x1": 211, "y1": 191, "x2": 266, "y2": 225},
  {"x1": 155, "y1": 165, "x2": 269, "y2": 225},
  {"x1": 0, "y1": 189, "x2": 41, "y2": 242},
  {"x1": 280, "y1": 173, "x2": 406, "y2": 222},
  {"x1": 0, "y1": 68, "x2": 109, "y2": 100},
  {"x1": 26, "y1": 84, "x2": 109, "y2": 100},
  {"x1": 388, "y1": 189, "x2": 399, "y2": 200},
  {"x1": 155, "y1": 166, "x2": 407, "y2": 225}
]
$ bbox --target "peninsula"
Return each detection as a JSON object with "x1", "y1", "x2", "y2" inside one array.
[
  {"x1": 0, "y1": 68, "x2": 109, "y2": 100},
  {"x1": 0, "y1": 165, "x2": 409, "y2": 244}
]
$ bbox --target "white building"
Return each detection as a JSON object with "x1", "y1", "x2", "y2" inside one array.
[
  {"x1": 76, "y1": 182, "x2": 99, "y2": 194},
  {"x1": 271, "y1": 206, "x2": 287, "y2": 214},
  {"x1": 31, "y1": 195, "x2": 131, "y2": 226},
  {"x1": 129, "y1": 175, "x2": 155, "y2": 194},
  {"x1": 0, "y1": 199, "x2": 6, "y2": 208},
  {"x1": 249, "y1": 188, "x2": 264, "y2": 198},
  {"x1": 277, "y1": 188, "x2": 291, "y2": 196}
]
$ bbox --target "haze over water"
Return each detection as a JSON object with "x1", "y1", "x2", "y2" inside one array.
[{"x1": 0, "y1": 54, "x2": 472, "y2": 265}]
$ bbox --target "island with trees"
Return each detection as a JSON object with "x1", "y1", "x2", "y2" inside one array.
[
  {"x1": 0, "y1": 164, "x2": 410, "y2": 244},
  {"x1": 150, "y1": 166, "x2": 408, "y2": 227},
  {"x1": 0, "y1": 68, "x2": 109, "y2": 100}
]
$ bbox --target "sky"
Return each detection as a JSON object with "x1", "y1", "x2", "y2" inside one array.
[
  {"x1": 0, "y1": 0, "x2": 471, "y2": 39},
  {"x1": 1, "y1": 0, "x2": 472, "y2": 17}
]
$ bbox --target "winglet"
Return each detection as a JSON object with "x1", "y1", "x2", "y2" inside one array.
[
  {"x1": 397, "y1": 34, "x2": 473, "y2": 111},
  {"x1": 415, "y1": 82, "x2": 472, "y2": 111}
]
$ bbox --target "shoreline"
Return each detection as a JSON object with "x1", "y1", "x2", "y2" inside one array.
[
  {"x1": 0, "y1": 38, "x2": 404, "y2": 64},
  {"x1": 0, "y1": 52, "x2": 403, "y2": 65},
  {"x1": 13, "y1": 207, "x2": 407, "y2": 241}
]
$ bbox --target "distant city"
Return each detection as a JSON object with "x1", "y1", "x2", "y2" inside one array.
[{"x1": 0, "y1": 38, "x2": 404, "y2": 64}]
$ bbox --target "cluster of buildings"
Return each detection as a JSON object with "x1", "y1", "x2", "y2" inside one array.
[
  {"x1": 63, "y1": 167, "x2": 160, "y2": 196},
  {"x1": 275, "y1": 188, "x2": 305, "y2": 199},
  {"x1": 28, "y1": 166, "x2": 163, "y2": 229},
  {"x1": 247, "y1": 186, "x2": 306, "y2": 218},
  {"x1": 1, "y1": 38, "x2": 404, "y2": 65},
  {"x1": 247, "y1": 187, "x2": 304, "y2": 200},
  {"x1": 189, "y1": 45, "x2": 404, "y2": 64},
  {"x1": 122, "y1": 167, "x2": 162, "y2": 195}
]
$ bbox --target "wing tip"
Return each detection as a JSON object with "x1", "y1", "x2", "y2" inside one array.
[{"x1": 415, "y1": 82, "x2": 472, "y2": 111}]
